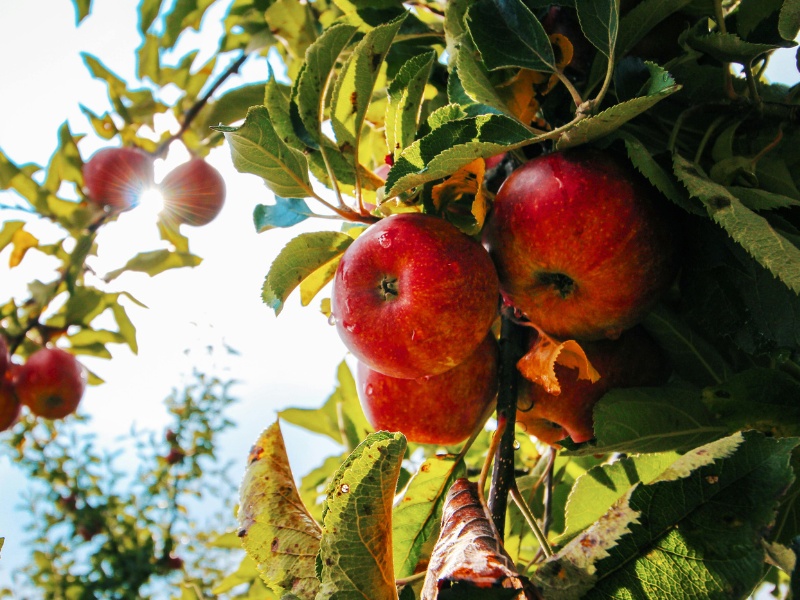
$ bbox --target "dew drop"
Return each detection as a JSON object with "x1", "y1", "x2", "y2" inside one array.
[
  {"x1": 327, "y1": 314, "x2": 337, "y2": 326},
  {"x1": 513, "y1": 439, "x2": 521, "y2": 450},
  {"x1": 378, "y1": 232, "x2": 392, "y2": 248},
  {"x1": 340, "y1": 484, "x2": 350, "y2": 493},
  {"x1": 365, "y1": 384, "x2": 374, "y2": 396},
  {"x1": 345, "y1": 322, "x2": 359, "y2": 333}
]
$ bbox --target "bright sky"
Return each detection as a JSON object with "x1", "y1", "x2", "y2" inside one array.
[{"x1": 0, "y1": 0, "x2": 344, "y2": 588}]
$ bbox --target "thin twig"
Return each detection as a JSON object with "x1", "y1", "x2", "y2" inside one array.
[
  {"x1": 510, "y1": 479, "x2": 553, "y2": 558},
  {"x1": 156, "y1": 52, "x2": 249, "y2": 157}
]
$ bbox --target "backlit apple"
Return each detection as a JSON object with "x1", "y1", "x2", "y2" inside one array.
[
  {"x1": 160, "y1": 158, "x2": 226, "y2": 226},
  {"x1": 15, "y1": 347, "x2": 87, "y2": 420},
  {"x1": 83, "y1": 146, "x2": 155, "y2": 210},
  {"x1": 357, "y1": 334, "x2": 499, "y2": 445},
  {"x1": 332, "y1": 213, "x2": 499, "y2": 379},
  {"x1": 483, "y1": 149, "x2": 678, "y2": 341}
]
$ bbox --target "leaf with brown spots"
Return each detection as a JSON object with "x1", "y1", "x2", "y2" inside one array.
[
  {"x1": 316, "y1": 431, "x2": 407, "y2": 600},
  {"x1": 421, "y1": 478, "x2": 537, "y2": 599},
  {"x1": 238, "y1": 421, "x2": 322, "y2": 599},
  {"x1": 516, "y1": 327, "x2": 599, "y2": 395}
]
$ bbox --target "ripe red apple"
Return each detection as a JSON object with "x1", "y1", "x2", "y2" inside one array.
[
  {"x1": 331, "y1": 213, "x2": 499, "y2": 379},
  {"x1": 0, "y1": 336, "x2": 9, "y2": 380},
  {"x1": 83, "y1": 146, "x2": 155, "y2": 210},
  {"x1": 160, "y1": 158, "x2": 226, "y2": 226},
  {"x1": 356, "y1": 334, "x2": 499, "y2": 445},
  {"x1": 0, "y1": 383, "x2": 20, "y2": 432},
  {"x1": 15, "y1": 348, "x2": 87, "y2": 420},
  {"x1": 516, "y1": 327, "x2": 670, "y2": 445},
  {"x1": 482, "y1": 149, "x2": 678, "y2": 341}
]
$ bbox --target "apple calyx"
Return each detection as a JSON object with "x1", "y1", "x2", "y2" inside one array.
[
  {"x1": 379, "y1": 276, "x2": 399, "y2": 300},
  {"x1": 537, "y1": 271, "x2": 576, "y2": 299}
]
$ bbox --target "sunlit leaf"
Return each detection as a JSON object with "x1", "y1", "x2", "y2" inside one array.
[
  {"x1": 9, "y1": 229, "x2": 38, "y2": 268},
  {"x1": 261, "y1": 231, "x2": 354, "y2": 316},
  {"x1": 393, "y1": 455, "x2": 465, "y2": 579},
  {"x1": 385, "y1": 114, "x2": 536, "y2": 198},
  {"x1": 316, "y1": 431, "x2": 406, "y2": 599},
  {"x1": 104, "y1": 250, "x2": 202, "y2": 281},
  {"x1": 217, "y1": 106, "x2": 313, "y2": 199},
  {"x1": 386, "y1": 51, "x2": 436, "y2": 158},
  {"x1": 538, "y1": 432, "x2": 798, "y2": 600},
  {"x1": 238, "y1": 421, "x2": 322, "y2": 598},
  {"x1": 71, "y1": 0, "x2": 91, "y2": 24}
]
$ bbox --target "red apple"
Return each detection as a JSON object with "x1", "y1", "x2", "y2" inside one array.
[
  {"x1": 482, "y1": 149, "x2": 678, "y2": 341},
  {"x1": 357, "y1": 334, "x2": 499, "y2": 445},
  {"x1": 160, "y1": 158, "x2": 226, "y2": 226},
  {"x1": 332, "y1": 213, "x2": 499, "y2": 379},
  {"x1": 516, "y1": 327, "x2": 670, "y2": 446},
  {"x1": 83, "y1": 146, "x2": 155, "y2": 210},
  {"x1": 0, "y1": 336, "x2": 9, "y2": 380},
  {"x1": 0, "y1": 383, "x2": 20, "y2": 432},
  {"x1": 15, "y1": 348, "x2": 87, "y2": 419}
]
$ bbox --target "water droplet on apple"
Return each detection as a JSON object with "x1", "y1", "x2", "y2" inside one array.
[
  {"x1": 344, "y1": 322, "x2": 359, "y2": 333},
  {"x1": 365, "y1": 384, "x2": 374, "y2": 396},
  {"x1": 378, "y1": 232, "x2": 392, "y2": 248},
  {"x1": 327, "y1": 314, "x2": 337, "y2": 326}
]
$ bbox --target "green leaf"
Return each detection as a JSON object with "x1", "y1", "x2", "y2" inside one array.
[
  {"x1": 261, "y1": 231, "x2": 354, "y2": 316},
  {"x1": 619, "y1": 132, "x2": 702, "y2": 215},
  {"x1": 238, "y1": 421, "x2": 322, "y2": 598},
  {"x1": 104, "y1": 250, "x2": 202, "y2": 282},
  {"x1": 780, "y1": 0, "x2": 800, "y2": 41},
  {"x1": 199, "y1": 83, "x2": 269, "y2": 132},
  {"x1": 330, "y1": 15, "x2": 406, "y2": 157},
  {"x1": 317, "y1": 431, "x2": 407, "y2": 600},
  {"x1": 560, "y1": 452, "x2": 680, "y2": 543},
  {"x1": 254, "y1": 198, "x2": 314, "y2": 233},
  {"x1": 161, "y1": 0, "x2": 215, "y2": 49},
  {"x1": 454, "y1": 42, "x2": 514, "y2": 116},
  {"x1": 138, "y1": 0, "x2": 162, "y2": 34},
  {"x1": 557, "y1": 63, "x2": 680, "y2": 150},
  {"x1": 44, "y1": 122, "x2": 84, "y2": 193},
  {"x1": 642, "y1": 304, "x2": 732, "y2": 387},
  {"x1": 386, "y1": 51, "x2": 436, "y2": 158},
  {"x1": 111, "y1": 300, "x2": 138, "y2": 354},
  {"x1": 727, "y1": 186, "x2": 800, "y2": 211},
  {"x1": 392, "y1": 455, "x2": 465, "y2": 579},
  {"x1": 467, "y1": 0, "x2": 555, "y2": 72},
  {"x1": 772, "y1": 449, "x2": 800, "y2": 545},
  {"x1": 292, "y1": 24, "x2": 359, "y2": 146},
  {"x1": 279, "y1": 360, "x2": 371, "y2": 449},
  {"x1": 614, "y1": 0, "x2": 695, "y2": 60},
  {"x1": 265, "y1": 0, "x2": 316, "y2": 62},
  {"x1": 216, "y1": 105, "x2": 313, "y2": 200},
  {"x1": 575, "y1": 0, "x2": 618, "y2": 60},
  {"x1": 71, "y1": 0, "x2": 91, "y2": 24},
  {"x1": 684, "y1": 25, "x2": 794, "y2": 65},
  {"x1": 0, "y1": 221, "x2": 25, "y2": 253},
  {"x1": 538, "y1": 432, "x2": 799, "y2": 600},
  {"x1": 673, "y1": 154, "x2": 800, "y2": 294},
  {"x1": 580, "y1": 386, "x2": 731, "y2": 455},
  {"x1": 385, "y1": 114, "x2": 536, "y2": 198},
  {"x1": 79, "y1": 104, "x2": 118, "y2": 140},
  {"x1": 701, "y1": 368, "x2": 800, "y2": 438}
]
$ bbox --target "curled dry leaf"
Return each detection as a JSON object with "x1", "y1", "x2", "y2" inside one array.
[
  {"x1": 421, "y1": 478, "x2": 538, "y2": 599},
  {"x1": 516, "y1": 327, "x2": 600, "y2": 395}
]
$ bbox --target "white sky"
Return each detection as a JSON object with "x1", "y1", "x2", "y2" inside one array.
[
  {"x1": 0, "y1": 0, "x2": 344, "y2": 587},
  {"x1": 0, "y1": 0, "x2": 798, "y2": 594}
]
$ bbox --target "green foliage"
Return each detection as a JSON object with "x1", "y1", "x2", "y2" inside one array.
[{"x1": 5, "y1": 0, "x2": 800, "y2": 598}]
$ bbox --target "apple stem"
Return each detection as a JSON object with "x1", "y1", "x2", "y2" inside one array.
[
  {"x1": 510, "y1": 480, "x2": 553, "y2": 558},
  {"x1": 487, "y1": 313, "x2": 526, "y2": 539}
]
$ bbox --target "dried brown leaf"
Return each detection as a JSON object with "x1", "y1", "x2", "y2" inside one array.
[{"x1": 516, "y1": 328, "x2": 600, "y2": 395}]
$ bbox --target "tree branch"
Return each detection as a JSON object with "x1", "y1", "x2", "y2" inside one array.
[{"x1": 488, "y1": 312, "x2": 526, "y2": 538}]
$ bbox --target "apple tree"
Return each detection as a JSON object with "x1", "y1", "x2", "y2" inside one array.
[{"x1": 2, "y1": 0, "x2": 800, "y2": 599}]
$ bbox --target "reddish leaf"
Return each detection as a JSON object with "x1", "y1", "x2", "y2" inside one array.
[{"x1": 421, "y1": 478, "x2": 538, "y2": 599}]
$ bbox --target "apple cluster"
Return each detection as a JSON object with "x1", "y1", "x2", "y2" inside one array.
[
  {"x1": 0, "y1": 337, "x2": 87, "y2": 431},
  {"x1": 83, "y1": 147, "x2": 226, "y2": 227},
  {"x1": 482, "y1": 149, "x2": 678, "y2": 445},
  {"x1": 331, "y1": 213, "x2": 501, "y2": 445}
]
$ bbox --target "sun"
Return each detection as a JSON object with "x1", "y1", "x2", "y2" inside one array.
[{"x1": 136, "y1": 186, "x2": 165, "y2": 220}]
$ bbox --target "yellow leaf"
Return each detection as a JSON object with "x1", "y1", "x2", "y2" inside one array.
[
  {"x1": 517, "y1": 326, "x2": 600, "y2": 395},
  {"x1": 430, "y1": 159, "x2": 490, "y2": 230},
  {"x1": 9, "y1": 229, "x2": 38, "y2": 268}
]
